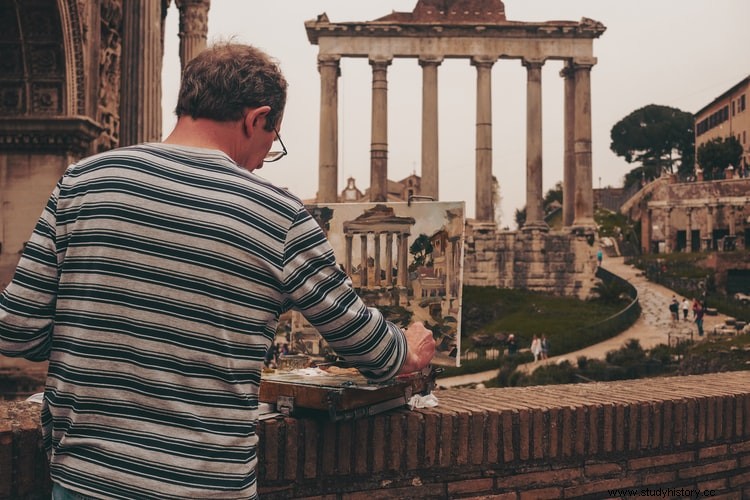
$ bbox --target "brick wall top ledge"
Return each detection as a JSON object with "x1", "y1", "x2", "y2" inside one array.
[{"x1": 2, "y1": 371, "x2": 750, "y2": 499}]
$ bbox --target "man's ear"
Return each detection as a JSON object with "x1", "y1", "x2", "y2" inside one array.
[{"x1": 243, "y1": 106, "x2": 272, "y2": 136}]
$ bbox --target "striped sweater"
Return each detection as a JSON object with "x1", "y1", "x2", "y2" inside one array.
[{"x1": 0, "y1": 143, "x2": 406, "y2": 499}]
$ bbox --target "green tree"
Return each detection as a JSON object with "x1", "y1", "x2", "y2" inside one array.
[
  {"x1": 409, "y1": 233, "x2": 433, "y2": 270},
  {"x1": 610, "y1": 104, "x2": 695, "y2": 187},
  {"x1": 696, "y1": 136, "x2": 743, "y2": 180}
]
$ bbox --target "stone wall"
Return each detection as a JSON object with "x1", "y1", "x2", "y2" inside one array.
[
  {"x1": 3, "y1": 371, "x2": 750, "y2": 499},
  {"x1": 463, "y1": 222, "x2": 599, "y2": 299}
]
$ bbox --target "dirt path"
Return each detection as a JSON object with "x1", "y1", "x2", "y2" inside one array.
[{"x1": 439, "y1": 257, "x2": 732, "y2": 388}]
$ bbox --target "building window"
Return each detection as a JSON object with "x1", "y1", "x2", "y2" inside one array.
[
  {"x1": 741, "y1": 94, "x2": 746, "y2": 112},
  {"x1": 732, "y1": 101, "x2": 736, "y2": 116}
]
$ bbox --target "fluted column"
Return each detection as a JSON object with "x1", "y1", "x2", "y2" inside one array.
[
  {"x1": 572, "y1": 58, "x2": 597, "y2": 229},
  {"x1": 523, "y1": 59, "x2": 547, "y2": 231},
  {"x1": 471, "y1": 56, "x2": 496, "y2": 222},
  {"x1": 561, "y1": 62, "x2": 576, "y2": 227},
  {"x1": 370, "y1": 57, "x2": 392, "y2": 202},
  {"x1": 419, "y1": 56, "x2": 442, "y2": 200},
  {"x1": 398, "y1": 233, "x2": 409, "y2": 287},
  {"x1": 120, "y1": 0, "x2": 163, "y2": 145},
  {"x1": 175, "y1": 0, "x2": 210, "y2": 70},
  {"x1": 318, "y1": 55, "x2": 341, "y2": 202}
]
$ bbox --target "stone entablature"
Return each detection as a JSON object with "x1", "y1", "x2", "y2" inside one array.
[
  {"x1": 306, "y1": 1, "x2": 604, "y2": 232},
  {"x1": 4, "y1": 371, "x2": 750, "y2": 499}
]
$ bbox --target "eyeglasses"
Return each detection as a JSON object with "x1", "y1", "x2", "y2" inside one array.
[{"x1": 263, "y1": 128, "x2": 287, "y2": 163}]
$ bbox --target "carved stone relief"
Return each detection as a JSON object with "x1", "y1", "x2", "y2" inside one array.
[{"x1": 95, "y1": 0, "x2": 122, "y2": 152}]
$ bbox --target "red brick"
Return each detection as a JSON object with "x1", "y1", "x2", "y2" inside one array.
[
  {"x1": 342, "y1": 483, "x2": 446, "y2": 499},
  {"x1": 461, "y1": 494, "x2": 515, "y2": 500},
  {"x1": 439, "y1": 408, "x2": 457, "y2": 467},
  {"x1": 615, "y1": 403, "x2": 626, "y2": 451},
  {"x1": 678, "y1": 459, "x2": 736, "y2": 479},
  {"x1": 741, "y1": 455, "x2": 750, "y2": 468},
  {"x1": 706, "y1": 397, "x2": 716, "y2": 441},
  {"x1": 673, "y1": 399, "x2": 685, "y2": 446},
  {"x1": 640, "y1": 471, "x2": 677, "y2": 485},
  {"x1": 548, "y1": 407, "x2": 560, "y2": 459},
  {"x1": 468, "y1": 410, "x2": 487, "y2": 465},
  {"x1": 576, "y1": 406, "x2": 586, "y2": 455},
  {"x1": 283, "y1": 418, "x2": 299, "y2": 481},
  {"x1": 735, "y1": 395, "x2": 744, "y2": 439},
  {"x1": 731, "y1": 440, "x2": 750, "y2": 454},
  {"x1": 499, "y1": 467, "x2": 581, "y2": 488},
  {"x1": 698, "y1": 397, "x2": 708, "y2": 442},
  {"x1": 532, "y1": 408, "x2": 545, "y2": 459},
  {"x1": 486, "y1": 410, "x2": 500, "y2": 464},
  {"x1": 588, "y1": 405, "x2": 600, "y2": 455},
  {"x1": 584, "y1": 462, "x2": 622, "y2": 477},
  {"x1": 456, "y1": 409, "x2": 470, "y2": 466},
  {"x1": 519, "y1": 486, "x2": 563, "y2": 499},
  {"x1": 602, "y1": 404, "x2": 614, "y2": 453},
  {"x1": 563, "y1": 477, "x2": 638, "y2": 497},
  {"x1": 519, "y1": 408, "x2": 531, "y2": 461},
  {"x1": 639, "y1": 402, "x2": 650, "y2": 450},
  {"x1": 561, "y1": 407, "x2": 574, "y2": 457},
  {"x1": 697, "y1": 478, "x2": 727, "y2": 492},
  {"x1": 405, "y1": 410, "x2": 422, "y2": 470},
  {"x1": 502, "y1": 410, "x2": 515, "y2": 463},
  {"x1": 729, "y1": 470, "x2": 750, "y2": 488},
  {"x1": 423, "y1": 411, "x2": 438, "y2": 467},
  {"x1": 446, "y1": 477, "x2": 494, "y2": 495},
  {"x1": 686, "y1": 398, "x2": 697, "y2": 444},
  {"x1": 724, "y1": 396, "x2": 734, "y2": 440},
  {"x1": 699, "y1": 444, "x2": 729, "y2": 460},
  {"x1": 651, "y1": 402, "x2": 662, "y2": 450},
  {"x1": 715, "y1": 396, "x2": 725, "y2": 440},
  {"x1": 15, "y1": 412, "x2": 40, "y2": 496},
  {"x1": 661, "y1": 401, "x2": 673, "y2": 448},
  {"x1": 745, "y1": 394, "x2": 750, "y2": 437},
  {"x1": 628, "y1": 403, "x2": 639, "y2": 451},
  {"x1": 628, "y1": 451, "x2": 695, "y2": 470}
]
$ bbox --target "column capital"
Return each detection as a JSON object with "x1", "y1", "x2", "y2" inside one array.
[
  {"x1": 571, "y1": 57, "x2": 597, "y2": 70},
  {"x1": 317, "y1": 54, "x2": 341, "y2": 75},
  {"x1": 521, "y1": 57, "x2": 545, "y2": 70},
  {"x1": 560, "y1": 60, "x2": 575, "y2": 78},
  {"x1": 470, "y1": 55, "x2": 497, "y2": 68},
  {"x1": 418, "y1": 56, "x2": 444, "y2": 67},
  {"x1": 369, "y1": 56, "x2": 393, "y2": 67}
]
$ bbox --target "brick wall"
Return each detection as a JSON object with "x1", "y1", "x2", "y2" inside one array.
[{"x1": 2, "y1": 371, "x2": 750, "y2": 499}]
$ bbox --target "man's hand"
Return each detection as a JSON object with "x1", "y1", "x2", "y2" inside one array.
[{"x1": 398, "y1": 322, "x2": 436, "y2": 375}]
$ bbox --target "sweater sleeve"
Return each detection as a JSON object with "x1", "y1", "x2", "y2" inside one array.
[
  {"x1": 281, "y1": 206, "x2": 406, "y2": 382},
  {"x1": 0, "y1": 180, "x2": 62, "y2": 361}
]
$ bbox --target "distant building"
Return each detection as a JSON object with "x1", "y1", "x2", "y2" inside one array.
[
  {"x1": 694, "y1": 74, "x2": 750, "y2": 175},
  {"x1": 338, "y1": 174, "x2": 422, "y2": 203}
]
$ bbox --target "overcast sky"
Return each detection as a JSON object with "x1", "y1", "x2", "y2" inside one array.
[{"x1": 161, "y1": 0, "x2": 749, "y2": 225}]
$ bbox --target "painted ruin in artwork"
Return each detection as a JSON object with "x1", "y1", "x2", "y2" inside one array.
[{"x1": 291, "y1": 202, "x2": 465, "y2": 367}]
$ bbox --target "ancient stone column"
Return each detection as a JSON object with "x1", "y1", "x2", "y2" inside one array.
[
  {"x1": 344, "y1": 234, "x2": 353, "y2": 276},
  {"x1": 445, "y1": 238, "x2": 454, "y2": 297},
  {"x1": 686, "y1": 208, "x2": 693, "y2": 252},
  {"x1": 419, "y1": 57, "x2": 442, "y2": 201},
  {"x1": 318, "y1": 55, "x2": 341, "y2": 202},
  {"x1": 523, "y1": 59, "x2": 547, "y2": 231},
  {"x1": 571, "y1": 58, "x2": 597, "y2": 229},
  {"x1": 385, "y1": 233, "x2": 394, "y2": 285},
  {"x1": 664, "y1": 207, "x2": 673, "y2": 254},
  {"x1": 729, "y1": 206, "x2": 737, "y2": 236},
  {"x1": 399, "y1": 233, "x2": 409, "y2": 287},
  {"x1": 471, "y1": 56, "x2": 496, "y2": 222},
  {"x1": 561, "y1": 62, "x2": 576, "y2": 227},
  {"x1": 705, "y1": 205, "x2": 714, "y2": 250},
  {"x1": 373, "y1": 233, "x2": 381, "y2": 287},
  {"x1": 120, "y1": 0, "x2": 163, "y2": 145},
  {"x1": 175, "y1": 0, "x2": 210, "y2": 70},
  {"x1": 370, "y1": 57, "x2": 392, "y2": 202},
  {"x1": 360, "y1": 234, "x2": 368, "y2": 287}
]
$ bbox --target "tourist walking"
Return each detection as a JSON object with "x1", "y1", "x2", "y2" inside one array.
[
  {"x1": 669, "y1": 296, "x2": 680, "y2": 321},
  {"x1": 695, "y1": 302, "x2": 706, "y2": 337},
  {"x1": 541, "y1": 335, "x2": 550, "y2": 360},
  {"x1": 531, "y1": 335, "x2": 542, "y2": 362},
  {"x1": 681, "y1": 298, "x2": 690, "y2": 320}
]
